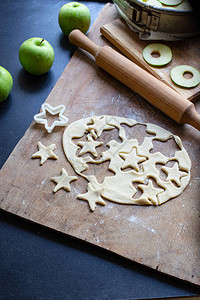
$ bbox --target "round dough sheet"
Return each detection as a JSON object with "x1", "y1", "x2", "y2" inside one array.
[{"x1": 63, "y1": 115, "x2": 191, "y2": 211}]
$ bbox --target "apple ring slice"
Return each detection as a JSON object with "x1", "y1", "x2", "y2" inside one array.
[
  {"x1": 159, "y1": 0, "x2": 182, "y2": 6},
  {"x1": 143, "y1": 43, "x2": 172, "y2": 67},
  {"x1": 141, "y1": 0, "x2": 162, "y2": 7},
  {"x1": 170, "y1": 65, "x2": 200, "y2": 88}
]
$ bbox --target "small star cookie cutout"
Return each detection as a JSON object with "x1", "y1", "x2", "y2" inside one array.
[
  {"x1": 120, "y1": 147, "x2": 146, "y2": 171},
  {"x1": 88, "y1": 116, "x2": 115, "y2": 139},
  {"x1": 78, "y1": 134, "x2": 103, "y2": 157},
  {"x1": 78, "y1": 182, "x2": 105, "y2": 211},
  {"x1": 51, "y1": 168, "x2": 77, "y2": 193},
  {"x1": 32, "y1": 142, "x2": 58, "y2": 165},
  {"x1": 138, "y1": 180, "x2": 163, "y2": 205},
  {"x1": 162, "y1": 162, "x2": 187, "y2": 186}
]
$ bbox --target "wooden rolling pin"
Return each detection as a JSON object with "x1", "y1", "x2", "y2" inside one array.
[{"x1": 69, "y1": 29, "x2": 200, "y2": 131}]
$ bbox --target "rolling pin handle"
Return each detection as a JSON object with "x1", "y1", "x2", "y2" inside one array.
[
  {"x1": 69, "y1": 29, "x2": 100, "y2": 58},
  {"x1": 180, "y1": 104, "x2": 200, "y2": 131}
]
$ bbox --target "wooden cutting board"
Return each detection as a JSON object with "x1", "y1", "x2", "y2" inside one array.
[
  {"x1": 101, "y1": 18, "x2": 200, "y2": 102},
  {"x1": 0, "y1": 3, "x2": 200, "y2": 287}
]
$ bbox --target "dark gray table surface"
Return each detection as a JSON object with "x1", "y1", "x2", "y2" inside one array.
[{"x1": 0, "y1": 1, "x2": 200, "y2": 299}]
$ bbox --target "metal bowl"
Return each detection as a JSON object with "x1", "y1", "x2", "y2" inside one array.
[{"x1": 113, "y1": 0, "x2": 200, "y2": 40}]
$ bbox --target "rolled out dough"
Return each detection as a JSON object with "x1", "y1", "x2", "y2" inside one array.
[{"x1": 63, "y1": 116, "x2": 191, "y2": 211}]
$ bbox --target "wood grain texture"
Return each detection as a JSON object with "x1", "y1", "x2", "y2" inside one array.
[
  {"x1": 69, "y1": 29, "x2": 200, "y2": 130},
  {"x1": 100, "y1": 18, "x2": 200, "y2": 102},
  {"x1": 0, "y1": 3, "x2": 200, "y2": 287}
]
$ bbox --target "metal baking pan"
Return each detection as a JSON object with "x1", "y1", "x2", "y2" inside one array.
[{"x1": 113, "y1": 0, "x2": 200, "y2": 40}]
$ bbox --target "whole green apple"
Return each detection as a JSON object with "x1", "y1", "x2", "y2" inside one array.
[
  {"x1": 58, "y1": 2, "x2": 91, "y2": 36},
  {"x1": 0, "y1": 66, "x2": 13, "y2": 103},
  {"x1": 19, "y1": 38, "x2": 54, "y2": 75}
]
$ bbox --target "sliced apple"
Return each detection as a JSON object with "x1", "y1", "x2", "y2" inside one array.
[
  {"x1": 170, "y1": 65, "x2": 200, "y2": 88},
  {"x1": 142, "y1": 0, "x2": 162, "y2": 7},
  {"x1": 159, "y1": 0, "x2": 183, "y2": 5},
  {"x1": 143, "y1": 43, "x2": 172, "y2": 67}
]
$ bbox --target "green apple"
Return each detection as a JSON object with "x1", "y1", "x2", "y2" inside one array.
[
  {"x1": 58, "y1": 2, "x2": 91, "y2": 36},
  {"x1": 19, "y1": 37, "x2": 54, "y2": 75},
  {"x1": 0, "y1": 66, "x2": 13, "y2": 102}
]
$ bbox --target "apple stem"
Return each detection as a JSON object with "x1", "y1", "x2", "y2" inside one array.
[{"x1": 40, "y1": 39, "x2": 45, "y2": 45}]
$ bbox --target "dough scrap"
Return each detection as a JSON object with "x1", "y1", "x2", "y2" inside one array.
[
  {"x1": 32, "y1": 141, "x2": 58, "y2": 165},
  {"x1": 63, "y1": 116, "x2": 191, "y2": 211}
]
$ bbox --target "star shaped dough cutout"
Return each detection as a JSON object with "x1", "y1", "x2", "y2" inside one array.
[
  {"x1": 34, "y1": 103, "x2": 68, "y2": 133},
  {"x1": 138, "y1": 180, "x2": 164, "y2": 205},
  {"x1": 88, "y1": 116, "x2": 115, "y2": 139},
  {"x1": 78, "y1": 134, "x2": 103, "y2": 157},
  {"x1": 162, "y1": 162, "x2": 187, "y2": 186},
  {"x1": 51, "y1": 168, "x2": 77, "y2": 193},
  {"x1": 77, "y1": 182, "x2": 106, "y2": 211},
  {"x1": 119, "y1": 147, "x2": 146, "y2": 171},
  {"x1": 32, "y1": 141, "x2": 58, "y2": 165}
]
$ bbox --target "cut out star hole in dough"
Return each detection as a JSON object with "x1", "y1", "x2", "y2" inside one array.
[
  {"x1": 78, "y1": 134, "x2": 103, "y2": 157},
  {"x1": 162, "y1": 162, "x2": 187, "y2": 186},
  {"x1": 120, "y1": 147, "x2": 146, "y2": 171},
  {"x1": 32, "y1": 142, "x2": 58, "y2": 165},
  {"x1": 51, "y1": 168, "x2": 77, "y2": 193},
  {"x1": 34, "y1": 103, "x2": 68, "y2": 133}
]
